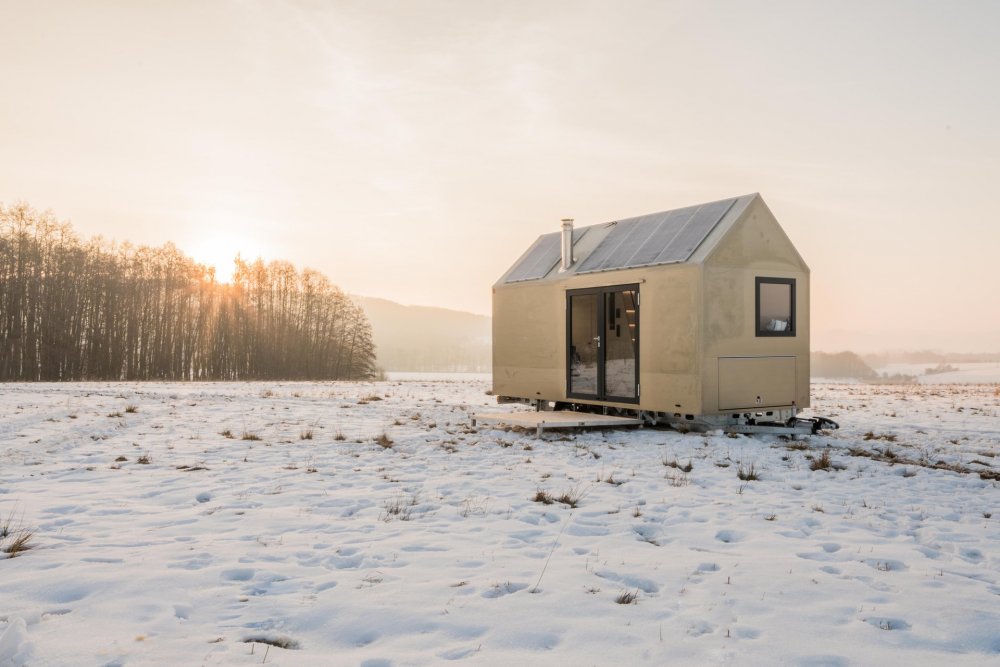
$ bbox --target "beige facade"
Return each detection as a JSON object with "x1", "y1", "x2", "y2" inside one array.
[{"x1": 492, "y1": 194, "x2": 810, "y2": 418}]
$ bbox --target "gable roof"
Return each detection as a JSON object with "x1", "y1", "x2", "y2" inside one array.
[{"x1": 499, "y1": 194, "x2": 756, "y2": 284}]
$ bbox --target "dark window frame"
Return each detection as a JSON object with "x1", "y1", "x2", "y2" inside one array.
[
  {"x1": 755, "y1": 277, "x2": 796, "y2": 337},
  {"x1": 565, "y1": 283, "x2": 640, "y2": 404}
]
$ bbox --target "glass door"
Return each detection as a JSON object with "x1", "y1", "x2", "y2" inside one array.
[
  {"x1": 566, "y1": 285, "x2": 639, "y2": 403},
  {"x1": 567, "y1": 293, "x2": 600, "y2": 398},
  {"x1": 603, "y1": 288, "x2": 638, "y2": 401}
]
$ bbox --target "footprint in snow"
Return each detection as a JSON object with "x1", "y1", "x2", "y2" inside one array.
[
  {"x1": 715, "y1": 529, "x2": 745, "y2": 543},
  {"x1": 566, "y1": 522, "x2": 609, "y2": 537},
  {"x1": 731, "y1": 626, "x2": 761, "y2": 639},
  {"x1": 481, "y1": 581, "x2": 528, "y2": 598},
  {"x1": 862, "y1": 558, "x2": 907, "y2": 572},
  {"x1": 795, "y1": 656, "x2": 849, "y2": 667},
  {"x1": 440, "y1": 647, "x2": 478, "y2": 660},
  {"x1": 520, "y1": 512, "x2": 560, "y2": 526},
  {"x1": 506, "y1": 529, "x2": 545, "y2": 544},
  {"x1": 400, "y1": 544, "x2": 448, "y2": 553},
  {"x1": 959, "y1": 547, "x2": 984, "y2": 563},
  {"x1": 43, "y1": 584, "x2": 90, "y2": 604},
  {"x1": 686, "y1": 620, "x2": 714, "y2": 637},
  {"x1": 220, "y1": 568, "x2": 256, "y2": 582},
  {"x1": 862, "y1": 616, "x2": 911, "y2": 631},
  {"x1": 594, "y1": 569, "x2": 659, "y2": 593},
  {"x1": 167, "y1": 552, "x2": 213, "y2": 570},
  {"x1": 41, "y1": 504, "x2": 87, "y2": 516},
  {"x1": 327, "y1": 553, "x2": 365, "y2": 569},
  {"x1": 633, "y1": 525, "x2": 662, "y2": 545},
  {"x1": 915, "y1": 545, "x2": 942, "y2": 560}
]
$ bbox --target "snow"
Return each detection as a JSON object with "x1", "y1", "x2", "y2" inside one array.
[
  {"x1": 875, "y1": 363, "x2": 1000, "y2": 385},
  {"x1": 1, "y1": 379, "x2": 998, "y2": 666}
]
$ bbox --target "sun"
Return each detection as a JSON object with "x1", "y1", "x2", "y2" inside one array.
[
  {"x1": 186, "y1": 233, "x2": 260, "y2": 284},
  {"x1": 182, "y1": 207, "x2": 271, "y2": 283}
]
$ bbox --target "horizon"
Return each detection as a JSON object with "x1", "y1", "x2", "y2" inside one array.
[{"x1": 3, "y1": 1, "x2": 998, "y2": 352}]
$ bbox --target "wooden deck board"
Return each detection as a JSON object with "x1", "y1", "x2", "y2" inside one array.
[{"x1": 471, "y1": 410, "x2": 643, "y2": 435}]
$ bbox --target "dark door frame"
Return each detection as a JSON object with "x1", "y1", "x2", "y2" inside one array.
[{"x1": 565, "y1": 283, "x2": 640, "y2": 404}]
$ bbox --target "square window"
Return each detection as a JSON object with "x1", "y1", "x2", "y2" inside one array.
[{"x1": 756, "y1": 278, "x2": 795, "y2": 336}]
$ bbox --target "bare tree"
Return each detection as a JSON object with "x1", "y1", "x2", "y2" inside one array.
[{"x1": 0, "y1": 203, "x2": 377, "y2": 381}]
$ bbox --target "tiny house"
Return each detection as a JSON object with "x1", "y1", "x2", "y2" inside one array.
[{"x1": 492, "y1": 194, "x2": 814, "y2": 430}]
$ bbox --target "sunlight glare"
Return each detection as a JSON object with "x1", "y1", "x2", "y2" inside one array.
[{"x1": 185, "y1": 228, "x2": 263, "y2": 284}]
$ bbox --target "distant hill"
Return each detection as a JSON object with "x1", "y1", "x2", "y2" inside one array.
[
  {"x1": 811, "y1": 351, "x2": 918, "y2": 384},
  {"x1": 356, "y1": 296, "x2": 491, "y2": 372},
  {"x1": 811, "y1": 351, "x2": 877, "y2": 380}
]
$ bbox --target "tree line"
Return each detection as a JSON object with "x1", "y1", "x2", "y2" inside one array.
[{"x1": 0, "y1": 203, "x2": 376, "y2": 381}]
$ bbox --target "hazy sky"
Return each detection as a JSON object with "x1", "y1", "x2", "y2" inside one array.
[{"x1": 2, "y1": 1, "x2": 998, "y2": 352}]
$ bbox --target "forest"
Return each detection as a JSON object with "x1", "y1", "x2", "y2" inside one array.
[{"x1": 0, "y1": 203, "x2": 376, "y2": 381}]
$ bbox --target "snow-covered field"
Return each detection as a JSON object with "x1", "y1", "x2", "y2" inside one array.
[
  {"x1": 1, "y1": 379, "x2": 999, "y2": 666},
  {"x1": 874, "y1": 363, "x2": 1000, "y2": 384}
]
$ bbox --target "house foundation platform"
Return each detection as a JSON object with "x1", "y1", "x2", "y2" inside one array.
[{"x1": 471, "y1": 410, "x2": 643, "y2": 437}]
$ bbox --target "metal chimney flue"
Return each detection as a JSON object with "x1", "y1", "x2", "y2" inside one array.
[{"x1": 560, "y1": 218, "x2": 574, "y2": 270}]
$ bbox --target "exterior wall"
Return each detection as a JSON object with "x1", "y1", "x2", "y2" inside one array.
[
  {"x1": 493, "y1": 194, "x2": 811, "y2": 417},
  {"x1": 701, "y1": 197, "x2": 810, "y2": 413},
  {"x1": 492, "y1": 265, "x2": 703, "y2": 413},
  {"x1": 638, "y1": 265, "x2": 702, "y2": 414},
  {"x1": 492, "y1": 281, "x2": 566, "y2": 401}
]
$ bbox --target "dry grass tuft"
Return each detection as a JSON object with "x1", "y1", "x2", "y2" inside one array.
[
  {"x1": 3, "y1": 530, "x2": 34, "y2": 558},
  {"x1": 662, "y1": 456, "x2": 694, "y2": 472},
  {"x1": 810, "y1": 450, "x2": 832, "y2": 471},
  {"x1": 374, "y1": 432, "x2": 394, "y2": 448},
  {"x1": 615, "y1": 589, "x2": 639, "y2": 605},
  {"x1": 532, "y1": 489, "x2": 554, "y2": 505},
  {"x1": 666, "y1": 472, "x2": 690, "y2": 487},
  {"x1": 1, "y1": 510, "x2": 35, "y2": 559},
  {"x1": 556, "y1": 487, "x2": 582, "y2": 508},
  {"x1": 380, "y1": 494, "x2": 417, "y2": 521}
]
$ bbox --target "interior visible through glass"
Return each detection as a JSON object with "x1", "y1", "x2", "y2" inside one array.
[
  {"x1": 759, "y1": 281, "x2": 792, "y2": 333},
  {"x1": 569, "y1": 294, "x2": 599, "y2": 395},
  {"x1": 604, "y1": 290, "x2": 637, "y2": 398}
]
